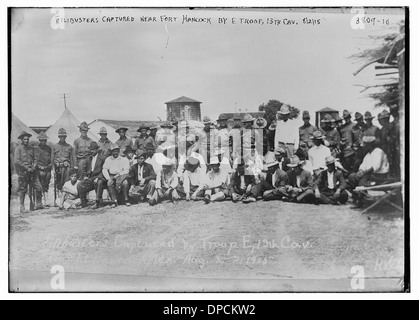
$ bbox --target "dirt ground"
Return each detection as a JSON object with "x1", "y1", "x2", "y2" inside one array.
[{"x1": 9, "y1": 185, "x2": 405, "y2": 292}]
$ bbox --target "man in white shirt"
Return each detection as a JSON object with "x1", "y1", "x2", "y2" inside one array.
[
  {"x1": 308, "y1": 131, "x2": 332, "y2": 178},
  {"x1": 274, "y1": 104, "x2": 300, "y2": 158},
  {"x1": 200, "y1": 157, "x2": 230, "y2": 204},
  {"x1": 102, "y1": 144, "x2": 131, "y2": 208},
  {"x1": 177, "y1": 154, "x2": 206, "y2": 201},
  {"x1": 150, "y1": 157, "x2": 180, "y2": 205}
]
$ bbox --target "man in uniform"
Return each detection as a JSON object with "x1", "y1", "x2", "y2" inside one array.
[
  {"x1": 34, "y1": 131, "x2": 53, "y2": 206},
  {"x1": 217, "y1": 115, "x2": 231, "y2": 161},
  {"x1": 197, "y1": 116, "x2": 218, "y2": 165},
  {"x1": 389, "y1": 105, "x2": 400, "y2": 178},
  {"x1": 274, "y1": 105, "x2": 300, "y2": 158},
  {"x1": 321, "y1": 114, "x2": 340, "y2": 156},
  {"x1": 340, "y1": 110, "x2": 355, "y2": 146},
  {"x1": 283, "y1": 155, "x2": 316, "y2": 203},
  {"x1": 299, "y1": 111, "x2": 318, "y2": 159},
  {"x1": 134, "y1": 125, "x2": 157, "y2": 156},
  {"x1": 52, "y1": 128, "x2": 77, "y2": 195},
  {"x1": 308, "y1": 131, "x2": 331, "y2": 178},
  {"x1": 115, "y1": 127, "x2": 133, "y2": 157},
  {"x1": 363, "y1": 111, "x2": 381, "y2": 144},
  {"x1": 97, "y1": 127, "x2": 112, "y2": 157},
  {"x1": 74, "y1": 122, "x2": 94, "y2": 167},
  {"x1": 229, "y1": 114, "x2": 243, "y2": 162},
  {"x1": 14, "y1": 131, "x2": 43, "y2": 212}
]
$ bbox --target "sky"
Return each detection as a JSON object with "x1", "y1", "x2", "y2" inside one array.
[{"x1": 11, "y1": 7, "x2": 405, "y2": 126}]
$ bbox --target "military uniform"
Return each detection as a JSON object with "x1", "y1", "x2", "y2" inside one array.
[
  {"x1": 52, "y1": 141, "x2": 76, "y2": 191},
  {"x1": 299, "y1": 123, "x2": 318, "y2": 158},
  {"x1": 34, "y1": 144, "x2": 52, "y2": 193},
  {"x1": 115, "y1": 136, "x2": 134, "y2": 157},
  {"x1": 74, "y1": 136, "x2": 93, "y2": 165},
  {"x1": 340, "y1": 121, "x2": 355, "y2": 146},
  {"x1": 98, "y1": 138, "x2": 112, "y2": 157}
]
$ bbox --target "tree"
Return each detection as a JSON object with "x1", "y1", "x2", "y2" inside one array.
[{"x1": 259, "y1": 99, "x2": 300, "y2": 124}]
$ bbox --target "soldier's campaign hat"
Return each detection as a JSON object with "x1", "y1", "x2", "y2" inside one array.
[
  {"x1": 242, "y1": 114, "x2": 255, "y2": 123},
  {"x1": 254, "y1": 117, "x2": 268, "y2": 129},
  {"x1": 364, "y1": 111, "x2": 375, "y2": 120},
  {"x1": 343, "y1": 110, "x2": 352, "y2": 119},
  {"x1": 161, "y1": 122, "x2": 174, "y2": 129},
  {"x1": 58, "y1": 128, "x2": 68, "y2": 137},
  {"x1": 135, "y1": 151, "x2": 147, "y2": 159},
  {"x1": 355, "y1": 112, "x2": 364, "y2": 120},
  {"x1": 137, "y1": 125, "x2": 150, "y2": 132},
  {"x1": 78, "y1": 122, "x2": 90, "y2": 131},
  {"x1": 123, "y1": 146, "x2": 135, "y2": 155},
  {"x1": 209, "y1": 157, "x2": 221, "y2": 166},
  {"x1": 302, "y1": 111, "x2": 311, "y2": 119},
  {"x1": 287, "y1": 155, "x2": 303, "y2": 168},
  {"x1": 98, "y1": 127, "x2": 108, "y2": 135},
  {"x1": 115, "y1": 127, "x2": 128, "y2": 133},
  {"x1": 18, "y1": 131, "x2": 32, "y2": 140},
  {"x1": 203, "y1": 116, "x2": 212, "y2": 125},
  {"x1": 233, "y1": 114, "x2": 242, "y2": 121},
  {"x1": 378, "y1": 110, "x2": 391, "y2": 120},
  {"x1": 110, "y1": 144, "x2": 121, "y2": 151},
  {"x1": 321, "y1": 114, "x2": 335, "y2": 123},
  {"x1": 312, "y1": 130, "x2": 326, "y2": 140},
  {"x1": 37, "y1": 131, "x2": 48, "y2": 140},
  {"x1": 279, "y1": 105, "x2": 291, "y2": 115},
  {"x1": 325, "y1": 156, "x2": 337, "y2": 166},
  {"x1": 89, "y1": 141, "x2": 100, "y2": 150},
  {"x1": 217, "y1": 114, "x2": 229, "y2": 122},
  {"x1": 362, "y1": 136, "x2": 376, "y2": 144},
  {"x1": 335, "y1": 116, "x2": 344, "y2": 123},
  {"x1": 274, "y1": 147, "x2": 286, "y2": 155},
  {"x1": 184, "y1": 156, "x2": 200, "y2": 172}
]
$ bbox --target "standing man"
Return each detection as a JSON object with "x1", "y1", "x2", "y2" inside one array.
[
  {"x1": 34, "y1": 131, "x2": 53, "y2": 206},
  {"x1": 283, "y1": 155, "x2": 316, "y2": 203},
  {"x1": 77, "y1": 142, "x2": 107, "y2": 209},
  {"x1": 97, "y1": 127, "x2": 112, "y2": 157},
  {"x1": 115, "y1": 127, "x2": 133, "y2": 157},
  {"x1": 340, "y1": 110, "x2": 355, "y2": 146},
  {"x1": 320, "y1": 114, "x2": 340, "y2": 156},
  {"x1": 14, "y1": 131, "x2": 43, "y2": 212},
  {"x1": 102, "y1": 144, "x2": 131, "y2": 208},
  {"x1": 240, "y1": 114, "x2": 263, "y2": 163},
  {"x1": 128, "y1": 151, "x2": 157, "y2": 204},
  {"x1": 351, "y1": 112, "x2": 367, "y2": 171},
  {"x1": 299, "y1": 111, "x2": 318, "y2": 159},
  {"x1": 229, "y1": 114, "x2": 243, "y2": 162},
  {"x1": 74, "y1": 122, "x2": 93, "y2": 168},
  {"x1": 134, "y1": 125, "x2": 157, "y2": 156},
  {"x1": 363, "y1": 111, "x2": 381, "y2": 144},
  {"x1": 52, "y1": 128, "x2": 76, "y2": 193},
  {"x1": 197, "y1": 116, "x2": 218, "y2": 165},
  {"x1": 314, "y1": 156, "x2": 349, "y2": 205},
  {"x1": 274, "y1": 105, "x2": 299, "y2": 159},
  {"x1": 217, "y1": 115, "x2": 231, "y2": 161},
  {"x1": 389, "y1": 105, "x2": 401, "y2": 178},
  {"x1": 378, "y1": 110, "x2": 393, "y2": 171},
  {"x1": 308, "y1": 131, "x2": 331, "y2": 178}
]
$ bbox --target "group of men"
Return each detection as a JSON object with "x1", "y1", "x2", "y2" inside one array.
[{"x1": 13, "y1": 103, "x2": 401, "y2": 212}]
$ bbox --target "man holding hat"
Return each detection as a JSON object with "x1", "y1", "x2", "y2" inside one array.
[
  {"x1": 14, "y1": 131, "x2": 43, "y2": 212},
  {"x1": 321, "y1": 114, "x2": 340, "y2": 155},
  {"x1": 102, "y1": 144, "x2": 131, "y2": 208},
  {"x1": 314, "y1": 156, "x2": 349, "y2": 205},
  {"x1": 177, "y1": 154, "x2": 206, "y2": 201},
  {"x1": 74, "y1": 122, "x2": 94, "y2": 167},
  {"x1": 283, "y1": 155, "x2": 316, "y2": 203},
  {"x1": 34, "y1": 131, "x2": 53, "y2": 206},
  {"x1": 308, "y1": 131, "x2": 332, "y2": 178},
  {"x1": 52, "y1": 128, "x2": 77, "y2": 194},
  {"x1": 115, "y1": 127, "x2": 133, "y2": 157},
  {"x1": 134, "y1": 125, "x2": 157, "y2": 156},
  {"x1": 77, "y1": 141, "x2": 108, "y2": 209},
  {"x1": 128, "y1": 151, "x2": 157, "y2": 204},
  {"x1": 150, "y1": 157, "x2": 180, "y2": 205},
  {"x1": 299, "y1": 111, "x2": 318, "y2": 158},
  {"x1": 274, "y1": 105, "x2": 300, "y2": 159},
  {"x1": 340, "y1": 110, "x2": 355, "y2": 146},
  {"x1": 363, "y1": 111, "x2": 381, "y2": 145},
  {"x1": 200, "y1": 157, "x2": 230, "y2": 204},
  {"x1": 97, "y1": 127, "x2": 112, "y2": 157}
]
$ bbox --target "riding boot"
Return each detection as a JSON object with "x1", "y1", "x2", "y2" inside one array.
[
  {"x1": 35, "y1": 191, "x2": 44, "y2": 210},
  {"x1": 19, "y1": 192, "x2": 28, "y2": 213}
]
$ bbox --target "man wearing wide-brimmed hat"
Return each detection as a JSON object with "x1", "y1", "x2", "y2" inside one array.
[
  {"x1": 338, "y1": 137, "x2": 356, "y2": 173},
  {"x1": 238, "y1": 114, "x2": 263, "y2": 163},
  {"x1": 134, "y1": 124, "x2": 157, "y2": 156},
  {"x1": 389, "y1": 105, "x2": 400, "y2": 178},
  {"x1": 123, "y1": 145, "x2": 136, "y2": 168},
  {"x1": 320, "y1": 114, "x2": 340, "y2": 156},
  {"x1": 217, "y1": 114, "x2": 231, "y2": 159},
  {"x1": 115, "y1": 127, "x2": 133, "y2": 157},
  {"x1": 102, "y1": 144, "x2": 131, "y2": 208},
  {"x1": 377, "y1": 110, "x2": 394, "y2": 174},
  {"x1": 176, "y1": 154, "x2": 206, "y2": 201},
  {"x1": 34, "y1": 131, "x2": 53, "y2": 206},
  {"x1": 363, "y1": 111, "x2": 381, "y2": 145},
  {"x1": 52, "y1": 128, "x2": 77, "y2": 196},
  {"x1": 74, "y1": 122, "x2": 94, "y2": 167},
  {"x1": 199, "y1": 156, "x2": 230, "y2": 204},
  {"x1": 274, "y1": 147, "x2": 290, "y2": 171},
  {"x1": 299, "y1": 111, "x2": 318, "y2": 154},
  {"x1": 14, "y1": 131, "x2": 43, "y2": 212},
  {"x1": 196, "y1": 116, "x2": 218, "y2": 165},
  {"x1": 308, "y1": 131, "x2": 331, "y2": 178},
  {"x1": 149, "y1": 157, "x2": 180, "y2": 205},
  {"x1": 283, "y1": 155, "x2": 316, "y2": 203},
  {"x1": 97, "y1": 127, "x2": 112, "y2": 157},
  {"x1": 314, "y1": 156, "x2": 349, "y2": 205},
  {"x1": 77, "y1": 141, "x2": 108, "y2": 209},
  {"x1": 229, "y1": 114, "x2": 243, "y2": 161},
  {"x1": 128, "y1": 151, "x2": 157, "y2": 204},
  {"x1": 340, "y1": 110, "x2": 355, "y2": 146},
  {"x1": 350, "y1": 112, "x2": 367, "y2": 171},
  {"x1": 274, "y1": 105, "x2": 300, "y2": 159},
  {"x1": 257, "y1": 159, "x2": 289, "y2": 202},
  {"x1": 229, "y1": 157, "x2": 260, "y2": 203}
]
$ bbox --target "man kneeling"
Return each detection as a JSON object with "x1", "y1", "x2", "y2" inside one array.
[
  {"x1": 128, "y1": 151, "x2": 157, "y2": 204},
  {"x1": 149, "y1": 158, "x2": 180, "y2": 205},
  {"x1": 314, "y1": 156, "x2": 349, "y2": 205}
]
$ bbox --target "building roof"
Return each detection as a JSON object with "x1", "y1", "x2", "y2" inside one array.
[
  {"x1": 219, "y1": 112, "x2": 266, "y2": 120},
  {"x1": 11, "y1": 113, "x2": 39, "y2": 142},
  {"x1": 165, "y1": 96, "x2": 202, "y2": 104},
  {"x1": 317, "y1": 107, "x2": 339, "y2": 113}
]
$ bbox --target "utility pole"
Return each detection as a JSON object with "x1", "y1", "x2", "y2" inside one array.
[{"x1": 59, "y1": 93, "x2": 69, "y2": 109}]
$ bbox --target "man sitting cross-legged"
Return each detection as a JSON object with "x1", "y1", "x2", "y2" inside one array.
[
  {"x1": 314, "y1": 156, "x2": 349, "y2": 205},
  {"x1": 77, "y1": 142, "x2": 108, "y2": 209},
  {"x1": 149, "y1": 157, "x2": 180, "y2": 206},
  {"x1": 283, "y1": 155, "x2": 316, "y2": 203},
  {"x1": 258, "y1": 160, "x2": 289, "y2": 201},
  {"x1": 177, "y1": 153, "x2": 206, "y2": 201},
  {"x1": 229, "y1": 157, "x2": 260, "y2": 204},
  {"x1": 200, "y1": 157, "x2": 230, "y2": 204},
  {"x1": 128, "y1": 151, "x2": 157, "y2": 204}
]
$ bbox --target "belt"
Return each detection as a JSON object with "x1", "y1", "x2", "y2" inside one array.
[{"x1": 278, "y1": 141, "x2": 294, "y2": 145}]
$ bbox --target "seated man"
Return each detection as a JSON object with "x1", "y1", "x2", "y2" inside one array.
[
  {"x1": 59, "y1": 169, "x2": 81, "y2": 210},
  {"x1": 259, "y1": 160, "x2": 289, "y2": 201},
  {"x1": 201, "y1": 157, "x2": 230, "y2": 204},
  {"x1": 177, "y1": 155, "x2": 206, "y2": 201},
  {"x1": 124, "y1": 146, "x2": 136, "y2": 168},
  {"x1": 283, "y1": 155, "x2": 316, "y2": 203},
  {"x1": 308, "y1": 131, "x2": 331, "y2": 178},
  {"x1": 314, "y1": 156, "x2": 349, "y2": 205},
  {"x1": 349, "y1": 136, "x2": 390, "y2": 207},
  {"x1": 229, "y1": 158, "x2": 259, "y2": 203},
  {"x1": 128, "y1": 151, "x2": 157, "y2": 204},
  {"x1": 149, "y1": 157, "x2": 180, "y2": 205},
  {"x1": 77, "y1": 142, "x2": 108, "y2": 209},
  {"x1": 102, "y1": 144, "x2": 131, "y2": 208},
  {"x1": 274, "y1": 148, "x2": 290, "y2": 171}
]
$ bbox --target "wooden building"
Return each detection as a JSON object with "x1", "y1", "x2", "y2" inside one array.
[{"x1": 165, "y1": 96, "x2": 202, "y2": 122}]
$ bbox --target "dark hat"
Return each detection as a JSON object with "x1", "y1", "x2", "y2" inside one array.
[
  {"x1": 78, "y1": 122, "x2": 90, "y2": 131},
  {"x1": 302, "y1": 111, "x2": 311, "y2": 119},
  {"x1": 135, "y1": 151, "x2": 147, "y2": 159},
  {"x1": 69, "y1": 168, "x2": 78, "y2": 176},
  {"x1": 137, "y1": 125, "x2": 150, "y2": 132},
  {"x1": 184, "y1": 156, "x2": 200, "y2": 172},
  {"x1": 145, "y1": 142, "x2": 156, "y2": 150},
  {"x1": 116, "y1": 127, "x2": 128, "y2": 133},
  {"x1": 378, "y1": 110, "x2": 391, "y2": 120},
  {"x1": 335, "y1": 116, "x2": 344, "y2": 123},
  {"x1": 123, "y1": 146, "x2": 135, "y2": 155},
  {"x1": 18, "y1": 131, "x2": 32, "y2": 140},
  {"x1": 37, "y1": 131, "x2": 48, "y2": 140},
  {"x1": 355, "y1": 112, "x2": 364, "y2": 120},
  {"x1": 343, "y1": 110, "x2": 352, "y2": 118},
  {"x1": 233, "y1": 114, "x2": 242, "y2": 121},
  {"x1": 364, "y1": 111, "x2": 375, "y2": 120},
  {"x1": 321, "y1": 114, "x2": 335, "y2": 123},
  {"x1": 89, "y1": 141, "x2": 100, "y2": 150},
  {"x1": 58, "y1": 128, "x2": 67, "y2": 137},
  {"x1": 218, "y1": 114, "x2": 229, "y2": 122}
]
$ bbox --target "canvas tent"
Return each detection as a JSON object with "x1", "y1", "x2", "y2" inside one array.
[
  {"x1": 46, "y1": 108, "x2": 98, "y2": 144},
  {"x1": 10, "y1": 113, "x2": 38, "y2": 143}
]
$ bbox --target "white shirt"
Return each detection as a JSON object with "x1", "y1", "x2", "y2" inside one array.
[
  {"x1": 296, "y1": 176, "x2": 301, "y2": 188},
  {"x1": 360, "y1": 148, "x2": 389, "y2": 174},
  {"x1": 274, "y1": 119, "x2": 300, "y2": 150},
  {"x1": 308, "y1": 145, "x2": 331, "y2": 171},
  {"x1": 102, "y1": 156, "x2": 130, "y2": 180},
  {"x1": 138, "y1": 164, "x2": 145, "y2": 181},
  {"x1": 63, "y1": 180, "x2": 79, "y2": 197},
  {"x1": 146, "y1": 153, "x2": 166, "y2": 174},
  {"x1": 91, "y1": 154, "x2": 98, "y2": 171},
  {"x1": 327, "y1": 171, "x2": 335, "y2": 189},
  {"x1": 204, "y1": 168, "x2": 229, "y2": 189}
]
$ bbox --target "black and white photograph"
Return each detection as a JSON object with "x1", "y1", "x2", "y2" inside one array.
[{"x1": 8, "y1": 6, "x2": 408, "y2": 294}]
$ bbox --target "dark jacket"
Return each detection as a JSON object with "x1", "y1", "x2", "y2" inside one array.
[
  {"x1": 287, "y1": 169, "x2": 315, "y2": 191},
  {"x1": 315, "y1": 169, "x2": 347, "y2": 192},
  {"x1": 129, "y1": 163, "x2": 157, "y2": 186},
  {"x1": 79, "y1": 154, "x2": 107, "y2": 181},
  {"x1": 230, "y1": 171, "x2": 256, "y2": 194}
]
